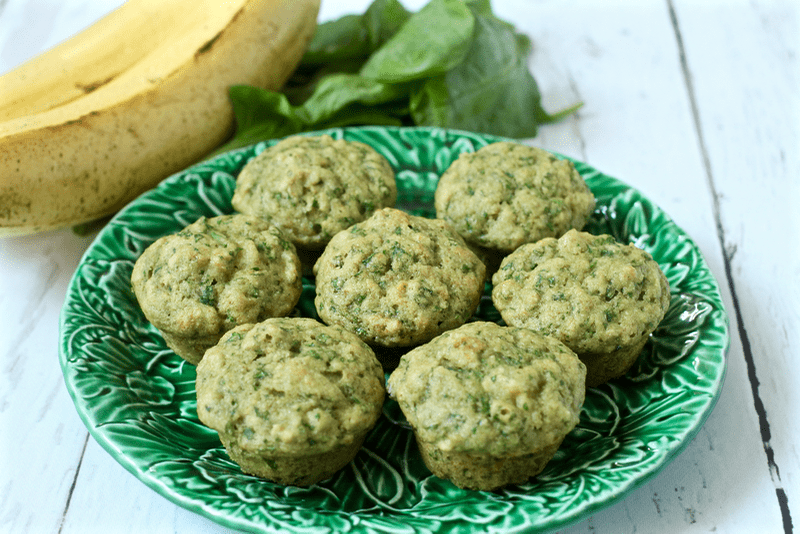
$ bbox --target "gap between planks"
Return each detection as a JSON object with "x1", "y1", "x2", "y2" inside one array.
[
  {"x1": 58, "y1": 432, "x2": 90, "y2": 534},
  {"x1": 666, "y1": 1, "x2": 793, "y2": 532}
]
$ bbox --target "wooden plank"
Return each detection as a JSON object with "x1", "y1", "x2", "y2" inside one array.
[
  {"x1": 0, "y1": 3, "x2": 127, "y2": 534},
  {"x1": 0, "y1": 230, "x2": 98, "y2": 534},
  {"x1": 60, "y1": 440, "x2": 241, "y2": 534},
  {"x1": 496, "y1": 0, "x2": 787, "y2": 531},
  {"x1": 669, "y1": 0, "x2": 800, "y2": 530},
  {"x1": 3, "y1": 0, "x2": 794, "y2": 533}
]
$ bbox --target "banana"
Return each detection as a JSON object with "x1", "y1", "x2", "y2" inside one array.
[
  {"x1": 0, "y1": 0, "x2": 320, "y2": 236},
  {"x1": 0, "y1": 0, "x2": 187, "y2": 122}
]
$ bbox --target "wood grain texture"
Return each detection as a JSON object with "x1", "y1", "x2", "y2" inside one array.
[
  {"x1": 0, "y1": 0, "x2": 796, "y2": 533},
  {"x1": 670, "y1": 1, "x2": 799, "y2": 530},
  {"x1": 512, "y1": 0, "x2": 790, "y2": 530},
  {"x1": 0, "y1": 231, "x2": 96, "y2": 534}
]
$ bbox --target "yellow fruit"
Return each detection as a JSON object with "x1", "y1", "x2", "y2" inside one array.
[
  {"x1": 0, "y1": 0, "x2": 186, "y2": 122},
  {"x1": 0, "y1": 0, "x2": 320, "y2": 236}
]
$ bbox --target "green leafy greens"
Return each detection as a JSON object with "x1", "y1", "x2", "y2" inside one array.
[{"x1": 214, "y1": 0, "x2": 580, "y2": 154}]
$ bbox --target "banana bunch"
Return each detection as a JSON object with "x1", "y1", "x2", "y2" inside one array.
[{"x1": 0, "y1": 0, "x2": 320, "y2": 236}]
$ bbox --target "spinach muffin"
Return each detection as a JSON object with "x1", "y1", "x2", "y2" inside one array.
[
  {"x1": 387, "y1": 321, "x2": 586, "y2": 491},
  {"x1": 434, "y1": 141, "x2": 595, "y2": 253},
  {"x1": 492, "y1": 229, "x2": 671, "y2": 387},
  {"x1": 232, "y1": 134, "x2": 397, "y2": 250},
  {"x1": 196, "y1": 317, "x2": 386, "y2": 486},
  {"x1": 131, "y1": 214, "x2": 302, "y2": 364},
  {"x1": 313, "y1": 207, "x2": 486, "y2": 348}
]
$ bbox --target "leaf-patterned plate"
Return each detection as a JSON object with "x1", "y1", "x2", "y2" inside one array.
[{"x1": 59, "y1": 126, "x2": 729, "y2": 533}]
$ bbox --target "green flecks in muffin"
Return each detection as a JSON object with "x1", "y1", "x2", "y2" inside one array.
[
  {"x1": 316, "y1": 332, "x2": 331, "y2": 345},
  {"x1": 199, "y1": 284, "x2": 215, "y2": 306},
  {"x1": 605, "y1": 284, "x2": 618, "y2": 301},
  {"x1": 444, "y1": 412, "x2": 467, "y2": 428},
  {"x1": 227, "y1": 331, "x2": 244, "y2": 343},
  {"x1": 252, "y1": 368, "x2": 271, "y2": 391},
  {"x1": 534, "y1": 273, "x2": 558, "y2": 289},
  {"x1": 271, "y1": 228, "x2": 293, "y2": 251},
  {"x1": 388, "y1": 241, "x2": 407, "y2": 259},
  {"x1": 340, "y1": 383, "x2": 362, "y2": 405},
  {"x1": 254, "y1": 366, "x2": 271, "y2": 380},
  {"x1": 306, "y1": 349, "x2": 322, "y2": 360},
  {"x1": 353, "y1": 325, "x2": 370, "y2": 339},
  {"x1": 263, "y1": 458, "x2": 278, "y2": 470},
  {"x1": 465, "y1": 392, "x2": 492, "y2": 415},
  {"x1": 257, "y1": 241, "x2": 275, "y2": 259},
  {"x1": 313, "y1": 209, "x2": 484, "y2": 347},
  {"x1": 361, "y1": 251, "x2": 378, "y2": 267},
  {"x1": 414, "y1": 286, "x2": 437, "y2": 308},
  {"x1": 208, "y1": 231, "x2": 227, "y2": 243}
]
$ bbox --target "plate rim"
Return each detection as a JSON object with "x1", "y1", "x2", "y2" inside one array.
[{"x1": 59, "y1": 125, "x2": 730, "y2": 534}]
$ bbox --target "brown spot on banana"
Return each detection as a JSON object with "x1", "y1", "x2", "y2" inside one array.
[
  {"x1": 75, "y1": 75, "x2": 119, "y2": 94},
  {"x1": 0, "y1": 0, "x2": 321, "y2": 237}
]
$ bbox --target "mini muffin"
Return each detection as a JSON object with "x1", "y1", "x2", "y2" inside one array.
[
  {"x1": 232, "y1": 134, "x2": 397, "y2": 251},
  {"x1": 131, "y1": 214, "x2": 302, "y2": 364},
  {"x1": 196, "y1": 317, "x2": 386, "y2": 486},
  {"x1": 492, "y1": 229, "x2": 671, "y2": 387},
  {"x1": 387, "y1": 321, "x2": 586, "y2": 491},
  {"x1": 313, "y1": 207, "x2": 486, "y2": 348},
  {"x1": 434, "y1": 141, "x2": 595, "y2": 253}
]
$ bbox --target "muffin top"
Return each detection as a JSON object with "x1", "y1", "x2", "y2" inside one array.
[
  {"x1": 492, "y1": 229, "x2": 671, "y2": 354},
  {"x1": 196, "y1": 317, "x2": 385, "y2": 455},
  {"x1": 232, "y1": 134, "x2": 397, "y2": 249},
  {"x1": 313, "y1": 208, "x2": 486, "y2": 347},
  {"x1": 131, "y1": 214, "x2": 302, "y2": 340},
  {"x1": 387, "y1": 321, "x2": 586, "y2": 457},
  {"x1": 434, "y1": 142, "x2": 595, "y2": 252}
]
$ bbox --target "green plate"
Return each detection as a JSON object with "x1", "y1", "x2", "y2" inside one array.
[{"x1": 59, "y1": 126, "x2": 729, "y2": 533}]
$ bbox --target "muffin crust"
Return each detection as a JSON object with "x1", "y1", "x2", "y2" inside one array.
[{"x1": 314, "y1": 208, "x2": 486, "y2": 347}]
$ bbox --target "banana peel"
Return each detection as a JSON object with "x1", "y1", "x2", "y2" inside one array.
[
  {"x1": 0, "y1": 0, "x2": 320, "y2": 236},
  {"x1": 0, "y1": 0, "x2": 195, "y2": 122}
]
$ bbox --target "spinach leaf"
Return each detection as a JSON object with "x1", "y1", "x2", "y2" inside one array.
[
  {"x1": 359, "y1": 0, "x2": 475, "y2": 83},
  {"x1": 216, "y1": 75, "x2": 409, "y2": 153},
  {"x1": 409, "y1": 4, "x2": 580, "y2": 137},
  {"x1": 301, "y1": 0, "x2": 411, "y2": 67},
  {"x1": 216, "y1": 0, "x2": 579, "y2": 154}
]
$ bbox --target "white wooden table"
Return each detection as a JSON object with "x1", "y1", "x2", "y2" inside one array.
[{"x1": 1, "y1": 0, "x2": 797, "y2": 532}]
